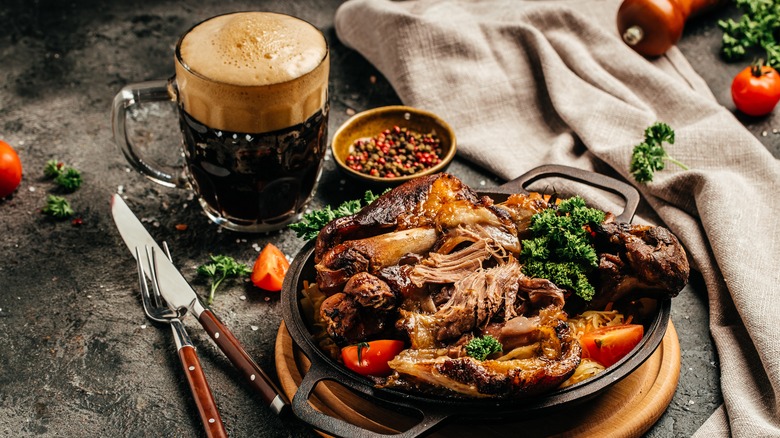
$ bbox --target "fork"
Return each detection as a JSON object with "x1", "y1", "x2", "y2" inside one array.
[{"x1": 137, "y1": 244, "x2": 228, "y2": 438}]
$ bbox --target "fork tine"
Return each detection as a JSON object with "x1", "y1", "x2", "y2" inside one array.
[
  {"x1": 145, "y1": 246, "x2": 164, "y2": 309},
  {"x1": 162, "y1": 241, "x2": 172, "y2": 263},
  {"x1": 136, "y1": 247, "x2": 155, "y2": 318}
]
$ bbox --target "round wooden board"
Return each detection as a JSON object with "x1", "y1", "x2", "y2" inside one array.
[{"x1": 275, "y1": 321, "x2": 680, "y2": 438}]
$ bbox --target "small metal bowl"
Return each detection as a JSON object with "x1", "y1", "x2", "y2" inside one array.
[{"x1": 331, "y1": 105, "x2": 457, "y2": 186}]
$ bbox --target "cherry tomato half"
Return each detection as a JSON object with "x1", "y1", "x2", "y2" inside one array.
[
  {"x1": 0, "y1": 140, "x2": 22, "y2": 198},
  {"x1": 341, "y1": 340, "x2": 405, "y2": 377},
  {"x1": 250, "y1": 243, "x2": 290, "y2": 292},
  {"x1": 731, "y1": 61, "x2": 780, "y2": 117},
  {"x1": 580, "y1": 324, "x2": 644, "y2": 368}
]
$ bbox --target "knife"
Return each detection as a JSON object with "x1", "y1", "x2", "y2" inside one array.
[{"x1": 110, "y1": 194, "x2": 290, "y2": 416}]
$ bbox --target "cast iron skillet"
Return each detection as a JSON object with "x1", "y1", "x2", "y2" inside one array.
[{"x1": 281, "y1": 164, "x2": 671, "y2": 437}]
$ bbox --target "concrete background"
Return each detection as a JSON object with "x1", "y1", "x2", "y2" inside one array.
[{"x1": 0, "y1": 0, "x2": 774, "y2": 436}]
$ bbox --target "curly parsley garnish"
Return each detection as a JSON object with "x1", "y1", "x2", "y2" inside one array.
[
  {"x1": 42, "y1": 195, "x2": 74, "y2": 219},
  {"x1": 520, "y1": 196, "x2": 605, "y2": 301},
  {"x1": 197, "y1": 255, "x2": 251, "y2": 305},
  {"x1": 630, "y1": 122, "x2": 688, "y2": 184},
  {"x1": 55, "y1": 168, "x2": 83, "y2": 191},
  {"x1": 44, "y1": 159, "x2": 65, "y2": 178},
  {"x1": 44, "y1": 159, "x2": 82, "y2": 191},
  {"x1": 719, "y1": 0, "x2": 780, "y2": 67},
  {"x1": 288, "y1": 190, "x2": 386, "y2": 240},
  {"x1": 465, "y1": 335, "x2": 502, "y2": 361}
]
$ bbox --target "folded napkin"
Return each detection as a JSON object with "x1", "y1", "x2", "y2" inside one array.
[{"x1": 335, "y1": 0, "x2": 780, "y2": 436}]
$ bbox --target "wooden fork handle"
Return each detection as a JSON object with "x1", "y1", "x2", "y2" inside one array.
[
  {"x1": 198, "y1": 309, "x2": 290, "y2": 415},
  {"x1": 178, "y1": 345, "x2": 228, "y2": 438}
]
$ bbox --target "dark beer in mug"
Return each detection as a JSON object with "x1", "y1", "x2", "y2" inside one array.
[
  {"x1": 178, "y1": 106, "x2": 327, "y2": 228},
  {"x1": 174, "y1": 12, "x2": 329, "y2": 232}
]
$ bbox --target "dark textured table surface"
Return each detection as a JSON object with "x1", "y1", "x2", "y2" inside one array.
[{"x1": 0, "y1": 1, "x2": 775, "y2": 437}]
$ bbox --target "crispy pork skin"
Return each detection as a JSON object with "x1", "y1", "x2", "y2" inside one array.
[
  {"x1": 493, "y1": 192, "x2": 551, "y2": 239},
  {"x1": 315, "y1": 227, "x2": 439, "y2": 293},
  {"x1": 314, "y1": 173, "x2": 478, "y2": 261},
  {"x1": 385, "y1": 306, "x2": 580, "y2": 397},
  {"x1": 433, "y1": 200, "x2": 520, "y2": 253}
]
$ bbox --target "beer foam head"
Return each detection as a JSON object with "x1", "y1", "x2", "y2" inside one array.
[
  {"x1": 174, "y1": 12, "x2": 329, "y2": 133},
  {"x1": 180, "y1": 12, "x2": 327, "y2": 86}
]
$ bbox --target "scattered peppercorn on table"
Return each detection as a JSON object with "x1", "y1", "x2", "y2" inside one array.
[{"x1": 0, "y1": 1, "x2": 774, "y2": 437}]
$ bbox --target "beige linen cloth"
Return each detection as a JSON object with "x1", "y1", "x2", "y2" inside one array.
[{"x1": 335, "y1": 0, "x2": 780, "y2": 436}]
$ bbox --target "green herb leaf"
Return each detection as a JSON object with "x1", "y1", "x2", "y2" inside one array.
[
  {"x1": 335, "y1": 199, "x2": 363, "y2": 218},
  {"x1": 519, "y1": 196, "x2": 605, "y2": 301},
  {"x1": 55, "y1": 167, "x2": 82, "y2": 191},
  {"x1": 644, "y1": 122, "x2": 675, "y2": 146},
  {"x1": 465, "y1": 335, "x2": 502, "y2": 361},
  {"x1": 44, "y1": 159, "x2": 65, "y2": 179},
  {"x1": 42, "y1": 195, "x2": 74, "y2": 219},
  {"x1": 523, "y1": 260, "x2": 596, "y2": 301},
  {"x1": 197, "y1": 255, "x2": 251, "y2": 304},
  {"x1": 288, "y1": 189, "x2": 388, "y2": 240},
  {"x1": 363, "y1": 190, "x2": 384, "y2": 205},
  {"x1": 44, "y1": 159, "x2": 83, "y2": 191},
  {"x1": 630, "y1": 122, "x2": 688, "y2": 184},
  {"x1": 718, "y1": 0, "x2": 780, "y2": 68}
]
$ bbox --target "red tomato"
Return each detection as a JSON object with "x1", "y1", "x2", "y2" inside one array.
[
  {"x1": 731, "y1": 61, "x2": 780, "y2": 117},
  {"x1": 250, "y1": 243, "x2": 290, "y2": 291},
  {"x1": 580, "y1": 324, "x2": 644, "y2": 368},
  {"x1": 341, "y1": 340, "x2": 405, "y2": 377},
  {"x1": 0, "y1": 140, "x2": 22, "y2": 198}
]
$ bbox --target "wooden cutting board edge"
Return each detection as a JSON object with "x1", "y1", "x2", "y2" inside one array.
[{"x1": 275, "y1": 321, "x2": 681, "y2": 438}]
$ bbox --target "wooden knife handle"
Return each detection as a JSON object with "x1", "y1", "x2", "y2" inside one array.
[
  {"x1": 198, "y1": 309, "x2": 290, "y2": 415},
  {"x1": 178, "y1": 345, "x2": 228, "y2": 438}
]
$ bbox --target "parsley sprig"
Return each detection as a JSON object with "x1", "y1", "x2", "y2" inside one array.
[
  {"x1": 630, "y1": 122, "x2": 688, "y2": 184},
  {"x1": 719, "y1": 0, "x2": 780, "y2": 67},
  {"x1": 197, "y1": 255, "x2": 251, "y2": 304},
  {"x1": 42, "y1": 195, "x2": 74, "y2": 219},
  {"x1": 55, "y1": 168, "x2": 83, "y2": 191},
  {"x1": 465, "y1": 335, "x2": 502, "y2": 361},
  {"x1": 288, "y1": 190, "x2": 385, "y2": 240},
  {"x1": 44, "y1": 159, "x2": 65, "y2": 178},
  {"x1": 520, "y1": 196, "x2": 605, "y2": 301},
  {"x1": 44, "y1": 159, "x2": 82, "y2": 192}
]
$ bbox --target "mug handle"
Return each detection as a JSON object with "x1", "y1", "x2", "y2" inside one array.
[{"x1": 111, "y1": 79, "x2": 188, "y2": 188}]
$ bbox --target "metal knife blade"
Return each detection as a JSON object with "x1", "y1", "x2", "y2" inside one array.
[
  {"x1": 110, "y1": 194, "x2": 197, "y2": 312},
  {"x1": 110, "y1": 194, "x2": 290, "y2": 415}
]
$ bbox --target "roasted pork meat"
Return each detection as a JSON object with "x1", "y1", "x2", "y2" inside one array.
[
  {"x1": 590, "y1": 222, "x2": 689, "y2": 310},
  {"x1": 314, "y1": 173, "x2": 479, "y2": 261},
  {"x1": 312, "y1": 173, "x2": 688, "y2": 398},
  {"x1": 316, "y1": 227, "x2": 439, "y2": 293},
  {"x1": 385, "y1": 306, "x2": 581, "y2": 397}
]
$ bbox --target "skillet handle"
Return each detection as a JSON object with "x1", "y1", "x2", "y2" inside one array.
[
  {"x1": 293, "y1": 363, "x2": 448, "y2": 438},
  {"x1": 494, "y1": 164, "x2": 640, "y2": 223}
]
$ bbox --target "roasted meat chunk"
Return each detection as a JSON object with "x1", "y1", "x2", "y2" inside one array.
[
  {"x1": 385, "y1": 306, "x2": 580, "y2": 397},
  {"x1": 429, "y1": 260, "x2": 524, "y2": 341},
  {"x1": 315, "y1": 173, "x2": 478, "y2": 261},
  {"x1": 316, "y1": 227, "x2": 439, "y2": 293},
  {"x1": 343, "y1": 272, "x2": 396, "y2": 310},
  {"x1": 591, "y1": 222, "x2": 689, "y2": 309}
]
